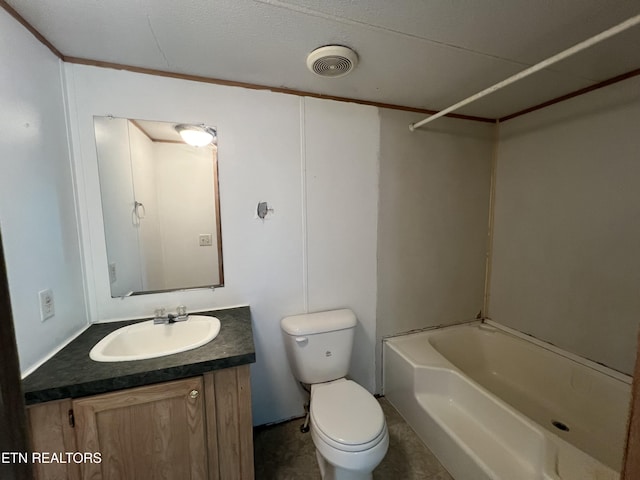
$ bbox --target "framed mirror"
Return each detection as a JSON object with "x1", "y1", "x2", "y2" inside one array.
[{"x1": 93, "y1": 116, "x2": 223, "y2": 297}]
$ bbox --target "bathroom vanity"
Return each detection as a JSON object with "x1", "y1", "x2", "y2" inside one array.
[{"x1": 22, "y1": 307, "x2": 255, "y2": 480}]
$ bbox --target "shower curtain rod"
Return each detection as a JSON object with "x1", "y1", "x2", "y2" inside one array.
[{"x1": 409, "y1": 13, "x2": 640, "y2": 131}]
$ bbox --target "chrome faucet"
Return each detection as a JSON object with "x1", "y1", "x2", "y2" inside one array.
[{"x1": 153, "y1": 305, "x2": 188, "y2": 324}]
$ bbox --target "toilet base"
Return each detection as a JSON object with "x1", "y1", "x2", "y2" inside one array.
[{"x1": 316, "y1": 449, "x2": 373, "y2": 480}]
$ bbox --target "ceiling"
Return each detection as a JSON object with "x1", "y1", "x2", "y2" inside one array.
[
  {"x1": 6, "y1": 0, "x2": 640, "y2": 119},
  {"x1": 134, "y1": 119, "x2": 187, "y2": 143}
]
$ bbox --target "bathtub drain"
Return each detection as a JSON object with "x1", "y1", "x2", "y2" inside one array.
[{"x1": 551, "y1": 420, "x2": 570, "y2": 432}]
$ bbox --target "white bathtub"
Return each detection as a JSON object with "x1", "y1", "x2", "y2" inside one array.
[{"x1": 383, "y1": 322, "x2": 631, "y2": 480}]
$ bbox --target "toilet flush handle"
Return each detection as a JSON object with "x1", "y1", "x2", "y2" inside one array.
[{"x1": 295, "y1": 336, "x2": 308, "y2": 346}]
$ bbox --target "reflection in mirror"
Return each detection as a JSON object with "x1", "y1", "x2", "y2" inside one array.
[{"x1": 93, "y1": 116, "x2": 223, "y2": 297}]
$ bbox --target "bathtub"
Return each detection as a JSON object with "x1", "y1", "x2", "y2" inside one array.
[{"x1": 383, "y1": 322, "x2": 631, "y2": 480}]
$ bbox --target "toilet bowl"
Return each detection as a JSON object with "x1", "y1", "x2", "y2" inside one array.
[
  {"x1": 310, "y1": 379, "x2": 389, "y2": 480},
  {"x1": 280, "y1": 309, "x2": 389, "y2": 479}
]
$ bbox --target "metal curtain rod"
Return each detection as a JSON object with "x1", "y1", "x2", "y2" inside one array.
[{"x1": 409, "y1": 13, "x2": 640, "y2": 131}]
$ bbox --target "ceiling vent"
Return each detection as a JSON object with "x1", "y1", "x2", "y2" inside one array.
[{"x1": 306, "y1": 45, "x2": 358, "y2": 78}]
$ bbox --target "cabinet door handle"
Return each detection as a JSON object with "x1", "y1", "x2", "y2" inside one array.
[{"x1": 189, "y1": 389, "x2": 200, "y2": 399}]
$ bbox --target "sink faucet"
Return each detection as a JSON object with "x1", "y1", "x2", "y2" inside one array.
[{"x1": 153, "y1": 306, "x2": 188, "y2": 324}]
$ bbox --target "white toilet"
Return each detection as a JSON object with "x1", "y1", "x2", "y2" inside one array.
[{"x1": 281, "y1": 309, "x2": 389, "y2": 480}]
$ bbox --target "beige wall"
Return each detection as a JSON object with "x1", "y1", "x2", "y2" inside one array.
[
  {"x1": 376, "y1": 108, "x2": 494, "y2": 388},
  {"x1": 490, "y1": 76, "x2": 640, "y2": 375}
]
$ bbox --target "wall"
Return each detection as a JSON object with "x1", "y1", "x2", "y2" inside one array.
[
  {"x1": 94, "y1": 116, "x2": 144, "y2": 295},
  {"x1": 154, "y1": 143, "x2": 219, "y2": 289},
  {"x1": 0, "y1": 9, "x2": 87, "y2": 374},
  {"x1": 490, "y1": 76, "x2": 640, "y2": 375},
  {"x1": 128, "y1": 121, "x2": 165, "y2": 291},
  {"x1": 303, "y1": 97, "x2": 379, "y2": 393},
  {"x1": 376, "y1": 108, "x2": 493, "y2": 388},
  {"x1": 65, "y1": 64, "x2": 380, "y2": 425}
]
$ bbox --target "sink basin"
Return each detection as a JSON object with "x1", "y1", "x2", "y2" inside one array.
[{"x1": 89, "y1": 315, "x2": 221, "y2": 362}]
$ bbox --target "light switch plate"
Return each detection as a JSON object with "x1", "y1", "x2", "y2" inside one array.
[
  {"x1": 199, "y1": 233, "x2": 213, "y2": 246},
  {"x1": 39, "y1": 288, "x2": 55, "y2": 321},
  {"x1": 108, "y1": 263, "x2": 117, "y2": 284}
]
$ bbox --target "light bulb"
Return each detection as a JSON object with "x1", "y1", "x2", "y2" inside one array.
[{"x1": 175, "y1": 124, "x2": 215, "y2": 147}]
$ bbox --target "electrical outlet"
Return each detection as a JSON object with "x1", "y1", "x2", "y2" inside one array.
[
  {"x1": 39, "y1": 289, "x2": 55, "y2": 321},
  {"x1": 108, "y1": 263, "x2": 117, "y2": 284},
  {"x1": 199, "y1": 233, "x2": 213, "y2": 247}
]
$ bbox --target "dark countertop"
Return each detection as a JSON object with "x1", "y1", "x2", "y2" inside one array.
[{"x1": 23, "y1": 306, "x2": 255, "y2": 405}]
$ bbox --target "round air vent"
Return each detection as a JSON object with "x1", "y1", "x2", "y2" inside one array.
[{"x1": 306, "y1": 45, "x2": 358, "y2": 78}]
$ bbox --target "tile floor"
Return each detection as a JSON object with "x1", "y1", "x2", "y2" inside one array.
[{"x1": 253, "y1": 397, "x2": 454, "y2": 479}]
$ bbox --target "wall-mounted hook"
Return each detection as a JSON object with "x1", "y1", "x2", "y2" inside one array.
[
  {"x1": 257, "y1": 202, "x2": 274, "y2": 219},
  {"x1": 134, "y1": 201, "x2": 146, "y2": 219}
]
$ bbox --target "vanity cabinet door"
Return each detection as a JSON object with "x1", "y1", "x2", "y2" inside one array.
[
  {"x1": 204, "y1": 365, "x2": 254, "y2": 480},
  {"x1": 27, "y1": 398, "x2": 81, "y2": 480},
  {"x1": 73, "y1": 376, "x2": 207, "y2": 480}
]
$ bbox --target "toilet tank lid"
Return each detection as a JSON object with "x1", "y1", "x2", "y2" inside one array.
[{"x1": 281, "y1": 309, "x2": 357, "y2": 335}]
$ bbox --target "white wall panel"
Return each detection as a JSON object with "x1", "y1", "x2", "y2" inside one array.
[
  {"x1": 66, "y1": 65, "x2": 385, "y2": 422},
  {"x1": 303, "y1": 97, "x2": 380, "y2": 393},
  {"x1": 66, "y1": 64, "x2": 308, "y2": 425},
  {"x1": 94, "y1": 116, "x2": 143, "y2": 295},
  {"x1": 128, "y1": 121, "x2": 165, "y2": 291},
  {"x1": 0, "y1": 9, "x2": 87, "y2": 374}
]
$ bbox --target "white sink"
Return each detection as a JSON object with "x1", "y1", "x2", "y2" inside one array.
[{"x1": 89, "y1": 315, "x2": 221, "y2": 362}]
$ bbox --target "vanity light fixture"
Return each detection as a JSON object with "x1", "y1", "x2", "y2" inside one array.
[{"x1": 175, "y1": 124, "x2": 217, "y2": 147}]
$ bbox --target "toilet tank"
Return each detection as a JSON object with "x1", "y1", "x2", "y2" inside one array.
[{"x1": 281, "y1": 309, "x2": 357, "y2": 384}]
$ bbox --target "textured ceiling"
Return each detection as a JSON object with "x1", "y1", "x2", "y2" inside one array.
[{"x1": 6, "y1": 0, "x2": 640, "y2": 118}]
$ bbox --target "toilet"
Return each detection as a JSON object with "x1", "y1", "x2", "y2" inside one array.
[{"x1": 281, "y1": 309, "x2": 389, "y2": 480}]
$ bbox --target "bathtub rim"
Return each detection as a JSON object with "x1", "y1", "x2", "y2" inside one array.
[
  {"x1": 484, "y1": 319, "x2": 631, "y2": 384},
  {"x1": 382, "y1": 319, "x2": 631, "y2": 385}
]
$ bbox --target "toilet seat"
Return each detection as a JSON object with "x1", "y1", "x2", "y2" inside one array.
[{"x1": 310, "y1": 379, "x2": 386, "y2": 452}]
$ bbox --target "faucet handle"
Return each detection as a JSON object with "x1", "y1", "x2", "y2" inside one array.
[
  {"x1": 154, "y1": 307, "x2": 167, "y2": 318},
  {"x1": 176, "y1": 305, "x2": 187, "y2": 317}
]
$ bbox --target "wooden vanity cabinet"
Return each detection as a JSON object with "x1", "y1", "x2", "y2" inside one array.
[{"x1": 27, "y1": 365, "x2": 254, "y2": 480}]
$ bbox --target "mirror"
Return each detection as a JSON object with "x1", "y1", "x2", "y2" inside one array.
[{"x1": 93, "y1": 116, "x2": 223, "y2": 297}]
